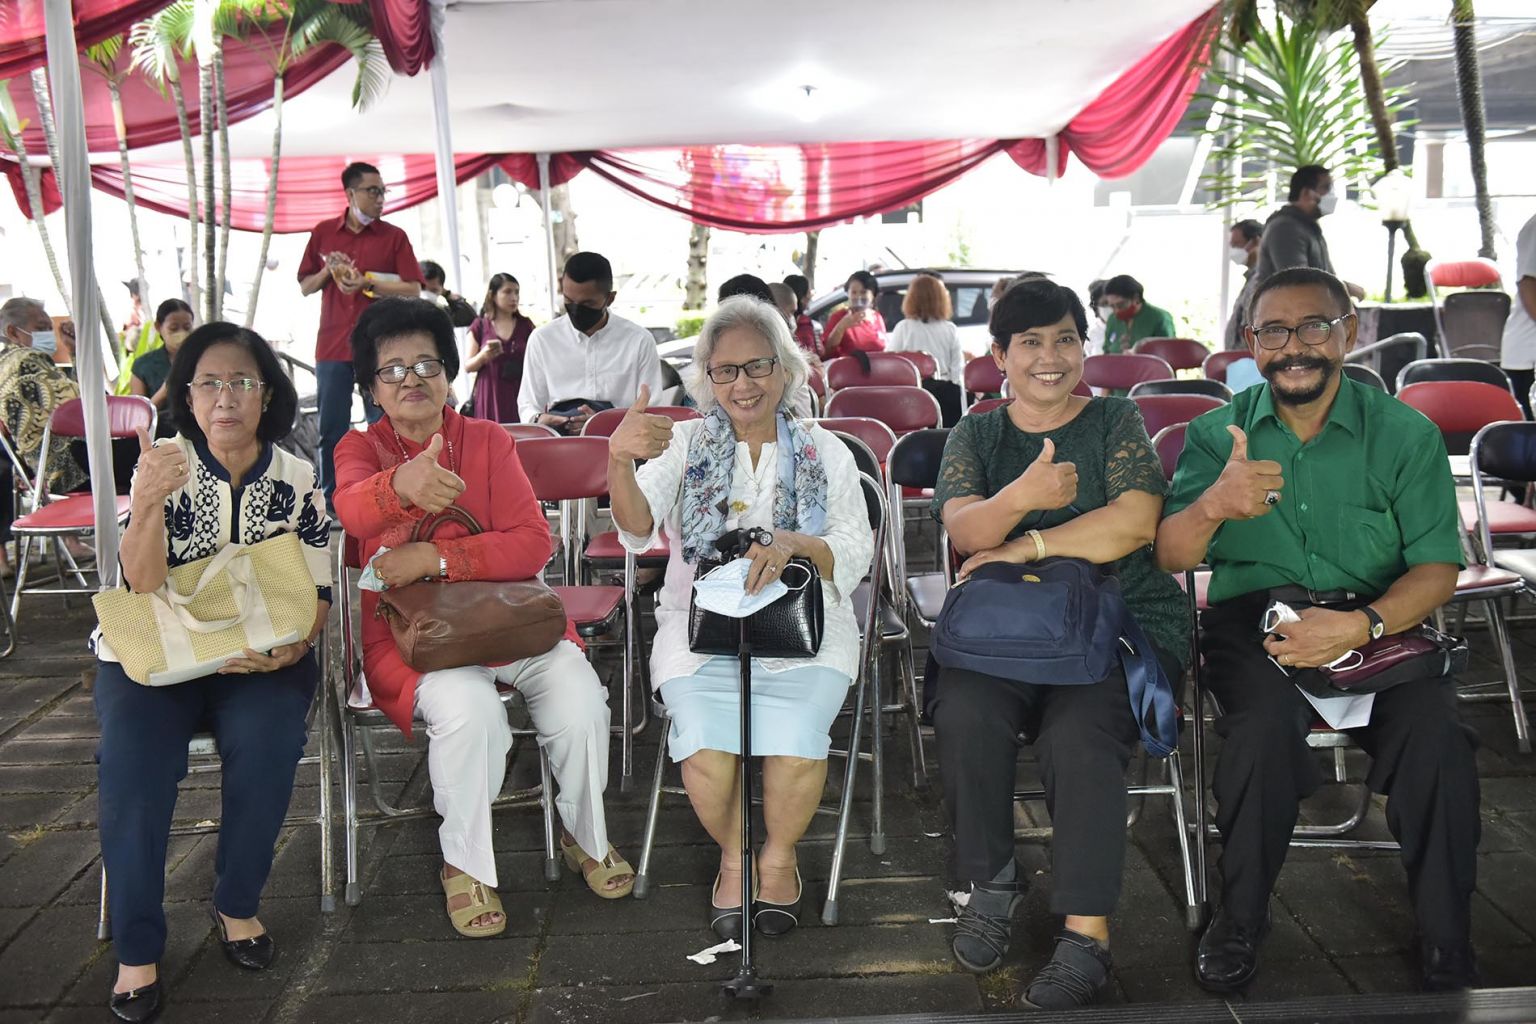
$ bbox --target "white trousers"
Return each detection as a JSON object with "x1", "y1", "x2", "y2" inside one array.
[{"x1": 413, "y1": 640, "x2": 611, "y2": 887}]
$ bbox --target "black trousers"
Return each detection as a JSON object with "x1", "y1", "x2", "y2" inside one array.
[
  {"x1": 1201, "y1": 593, "x2": 1481, "y2": 946},
  {"x1": 931, "y1": 653, "x2": 1175, "y2": 917}
]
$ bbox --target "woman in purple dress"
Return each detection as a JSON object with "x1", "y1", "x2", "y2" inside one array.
[{"x1": 464, "y1": 272, "x2": 534, "y2": 422}]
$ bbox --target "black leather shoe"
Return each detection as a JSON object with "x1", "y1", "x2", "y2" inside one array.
[
  {"x1": 1195, "y1": 906, "x2": 1269, "y2": 992},
  {"x1": 1422, "y1": 940, "x2": 1479, "y2": 991},
  {"x1": 109, "y1": 979, "x2": 162, "y2": 1023},
  {"x1": 752, "y1": 868, "x2": 803, "y2": 937},
  {"x1": 210, "y1": 906, "x2": 275, "y2": 971},
  {"x1": 708, "y1": 871, "x2": 745, "y2": 941}
]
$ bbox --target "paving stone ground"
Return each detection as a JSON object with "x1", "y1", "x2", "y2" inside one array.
[{"x1": 1, "y1": 528, "x2": 1535, "y2": 1023}]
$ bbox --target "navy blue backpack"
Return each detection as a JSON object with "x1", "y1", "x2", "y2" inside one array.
[{"x1": 929, "y1": 556, "x2": 1179, "y2": 757}]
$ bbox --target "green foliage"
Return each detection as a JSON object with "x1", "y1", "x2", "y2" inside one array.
[
  {"x1": 1196, "y1": 14, "x2": 1413, "y2": 210},
  {"x1": 675, "y1": 314, "x2": 706, "y2": 339}
]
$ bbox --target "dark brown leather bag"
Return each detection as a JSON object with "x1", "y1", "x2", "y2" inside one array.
[{"x1": 375, "y1": 506, "x2": 567, "y2": 673}]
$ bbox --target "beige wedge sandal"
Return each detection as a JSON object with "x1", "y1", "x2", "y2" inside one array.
[
  {"x1": 441, "y1": 869, "x2": 507, "y2": 938},
  {"x1": 560, "y1": 835, "x2": 636, "y2": 899}
]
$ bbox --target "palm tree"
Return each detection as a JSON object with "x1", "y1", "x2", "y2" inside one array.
[
  {"x1": 84, "y1": 35, "x2": 149, "y2": 307},
  {"x1": 0, "y1": 80, "x2": 69, "y2": 304},
  {"x1": 684, "y1": 224, "x2": 710, "y2": 309},
  {"x1": 800, "y1": 231, "x2": 819, "y2": 290},
  {"x1": 1450, "y1": 0, "x2": 1495, "y2": 260},
  {"x1": 241, "y1": 0, "x2": 387, "y2": 325}
]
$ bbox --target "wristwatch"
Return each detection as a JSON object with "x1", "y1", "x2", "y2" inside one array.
[
  {"x1": 439, "y1": 555, "x2": 449, "y2": 579},
  {"x1": 746, "y1": 526, "x2": 774, "y2": 549},
  {"x1": 1361, "y1": 605, "x2": 1385, "y2": 641}
]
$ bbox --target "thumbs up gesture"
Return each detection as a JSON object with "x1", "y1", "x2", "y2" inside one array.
[
  {"x1": 1208, "y1": 426, "x2": 1285, "y2": 521},
  {"x1": 607, "y1": 385, "x2": 675, "y2": 462},
  {"x1": 129, "y1": 425, "x2": 190, "y2": 510},
  {"x1": 391, "y1": 433, "x2": 466, "y2": 514},
  {"x1": 1008, "y1": 437, "x2": 1079, "y2": 512}
]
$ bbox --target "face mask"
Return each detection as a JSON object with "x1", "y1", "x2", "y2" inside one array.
[
  {"x1": 1114, "y1": 305, "x2": 1137, "y2": 323},
  {"x1": 566, "y1": 302, "x2": 605, "y2": 332},
  {"x1": 1095, "y1": 304, "x2": 1112, "y2": 321},
  {"x1": 1317, "y1": 192, "x2": 1338, "y2": 216},
  {"x1": 28, "y1": 329, "x2": 57, "y2": 355},
  {"x1": 1229, "y1": 247, "x2": 1251, "y2": 266},
  {"x1": 163, "y1": 328, "x2": 191, "y2": 348},
  {"x1": 692, "y1": 557, "x2": 790, "y2": 618},
  {"x1": 351, "y1": 202, "x2": 376, "y2": 227},
  {"x1": 849, "y1": 296, "x2": 871, "y2": 311}
]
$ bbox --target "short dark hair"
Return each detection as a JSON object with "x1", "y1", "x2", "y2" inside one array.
[
  {"x1": 154, "y1": 298, "x2": 193, "y2": 329},
  {"x1": 342, "y1": 162, "x2": 380, "y2": 191},
  {"x1": 989, "y1": 277, "x2": 1088, "y2": 351},
  {"x1": 164, "y1": 323, "x2": 298, "y2": 444},
  {"x1": 1288, "y1": 164, "x2": 1330, "y2": 203},
  {"x1": 1233, "y1": 219, "x2": 1263, "y2": 243},
  {"x1": 562, "y1": 251, "x2": 613, "y2": 292},
  {"x1": 782, "y1": 274, "x2": 810, "y2": 312},
  {"x1": 845, "y1": 270, "x2": 879, "y2": 295},
  {"x1": 1246, "y1": 266, "x2": 1352, "y2": 324},
  {"x1": 1102, "y1": 274, "x2": 1144, "y2": 302},
  {"x1": 419, "y1": 260, "x2": 446, "y2": 285},
  {"x1": 718, "y1": 274, "x2": 774, "y2": 303},
  {"x1": 351, "y1": 298, "x2": 460, "y2": 401}
]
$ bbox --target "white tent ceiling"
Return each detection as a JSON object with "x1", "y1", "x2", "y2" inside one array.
[{"x1": 134, "y1": 0, "x2": 1217, "y2": 162}]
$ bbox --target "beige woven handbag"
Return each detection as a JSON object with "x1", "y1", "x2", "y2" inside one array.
[{"x1": 93, "y1": 531, "x2": 319, "y2": 686}]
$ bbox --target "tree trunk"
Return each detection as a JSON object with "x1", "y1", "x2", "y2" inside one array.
[
  {"x1": 800, "y1": 231, "x2": 820, "y2": 290},
  {"x1": 683, "y1": 223, "x2": 710, "y2": 310},
  {"x1": 246, "y1": 75, "x2": 283, "y2": 328},
  {"x1": 1348, "y1": 11, "x2": 1424, "y2": 259},
  {"x1": 214, "y1": 43, "x2": 232, "y2": 314},
  {"x1": 1451, "y1": 0, "x2": 1496, "y2": 260},
  {"x1": 199, "y1": 61, "x2": 216, "y2": 321},
  {"x1": 108, "y1": 78, "x2": 148, "y2": 313},
  {"x1": 0, "y1": 111, "x2": 69, "y2": 306},
  {"x1": 550, "y1": 184, "x2": 579, "y2": 264},
  {"x1": 169, "y1": 71, "x2": 201, "y2": 318}
]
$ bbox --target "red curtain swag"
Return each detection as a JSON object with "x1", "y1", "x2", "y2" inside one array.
[
  {"x1": 0, "y1": 0, "x2": 173, "y2": 82},
  {"x1": 365, "y1": 0, "x2": 434, "y2": 75}
]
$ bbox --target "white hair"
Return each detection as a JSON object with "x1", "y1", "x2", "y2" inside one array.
[
  {"x1": 0, "y1": 297, "x2": 45, "y2": 334},
  {"x1": 687, "y1": 295, "x2": 809, "y2": 413}
]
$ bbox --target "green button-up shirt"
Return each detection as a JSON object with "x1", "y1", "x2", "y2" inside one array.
[
  {"x1": 1103, "y1": 301, "x2": 1177, "y2": 354},
  {"x1": 1164, "y1": 376, "x2": 1464, "y2": 604}
]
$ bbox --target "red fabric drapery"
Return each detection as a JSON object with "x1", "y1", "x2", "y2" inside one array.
[
  {"x1": 0, "y1": 0, "x2": 172, "y2": 81},
  {"x1": 1006, "y1": 9, "x2": 1217, "y2": 180},
  {"x1": 365, "y1": 0, "x2": 433, "y2": 75}
]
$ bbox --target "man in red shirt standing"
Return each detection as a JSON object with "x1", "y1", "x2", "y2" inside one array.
[{"x1": 297, "y1": 162, "x2": 423, "y2": 510}]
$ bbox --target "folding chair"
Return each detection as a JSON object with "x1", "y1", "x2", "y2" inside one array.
[
  {"x1": 893, "y1": 350, "x2": 938, "y2": 381},
  {"x1": 1134, "y1": 337, "x2": 1210, "y2": 373},
  {"x1": 581, "y1": 405, "x2": 698, "y2": 440},
  {"x1": 1081, "y1": 353, "x2": 1174, "y2": 394},
  {"x1": 1397, "y1": 379, "x2": 1523, "y2": 487},
  {"x1": 630, "y1": 474, "x2": 894, "y2": 927},
  {"x1": 963, "y1": 355, "x2": 1004, "y2": 402},
  {"x1": 1126, "y1": 378, "x2": 1233, "y2": 403},
  {"x1": 1202, "y1": 350, "x2": 1251, "y2": 383},
  {"x1": 1342, "y1": 363, "x2": 1388, "y2": 392},
  {"x1": 966, "y1": 397, "x2": 1011, "y2": 415},
  {"x1": 503, "y1": 422, "x2": 560, "y2": 441},
  {"x1": 1427, "y1": 259, "x2": 1509, "y2": 363},
  {"x1": 516, "y1": 435, "x2": 644, "y2": 787},
  {"x1": 332, "y1": 539, "x2": 559, "y2": 905},
  {"x1": 825, "y1": 386, "x2": 941, "y2": 438},
  {"x1": 815, "y1": 417, "x2": 897, "y2": 475},
  {"x1": 1129, "y1": 394, "x2": 1225, "y2": 438},
  {"x1": 825, "y1": 353, "x2": 921, "y2": 392},
  {"x1": 1396, "y1": 358, "x2": 1516, "y2": 396},
  {"x1": 10, "y1": 396, "x2": 155, "y2": 627}
]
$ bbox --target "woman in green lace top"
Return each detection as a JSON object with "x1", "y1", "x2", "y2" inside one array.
[{"x1": 928, "y1": 277, "x2": 1191, "y2": 1010}]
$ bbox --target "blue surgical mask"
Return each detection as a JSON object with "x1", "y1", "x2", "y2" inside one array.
[{"x1": 28, "y1": 329, "x2": 57, "y2": 355}]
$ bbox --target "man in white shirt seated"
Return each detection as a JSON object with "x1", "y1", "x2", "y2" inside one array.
[{"x1": 517, "y1": 251, "x2": 666, "y2": 433}]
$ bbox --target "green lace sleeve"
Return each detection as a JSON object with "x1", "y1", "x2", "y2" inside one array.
[
  {"x1": 1104, "y1": 399, "x2": 1168, "y2": 501},
  {"x1": 930, "y1": 416, "x2": 988, "y2": 523}
]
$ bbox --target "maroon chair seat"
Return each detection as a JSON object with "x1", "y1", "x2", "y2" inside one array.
[
  {"x1": 893, "y1": 351, "x2": 938, "y2": 380},
  {"x1": 12, "y1": 493, "x2": 131, "y2": 533},
  {"x1": 967, "y1": 397, "x2": 1011, "y2": 415},
  {"x1": 1081, "y1": 353, "x2": 1174, "y2": 393},
  {"x1": 1135, "y1": 337, "x2": 1210, "y2": 373},
  {"x1": 962, "y1": 356, "x2": 1004, "y2": 395},
  {"x1": 1397, "y1": 380, "x2": 1523, "y2": 456},
  {"x1": 825, "y1": 353, "x2": 921, "y2": 391},
  {"x1": 1132, "y1": 394, "x2": 1225, "y2": 439},
  {"x1": 582, "y1": 405, "x2": 699, "y2": 438},
  {"x1": 1202, "y1": 350, "x2": 1251, "y2": 383},
  {"x1": 825, "y1": 386, "x2": 941, "y2": 437},
  {"x1": 814, "y1": 417, "x2": 897, "y2": 466},
  {"x1": 503, "y1": 423, "x2": 560, "y2": 441},
  {"x1": 551, "y1": 585, "x2": 625, "y2": 636},
  {"x1": 1151, "y1": 423, "x2": 1188, "y2": 486}
]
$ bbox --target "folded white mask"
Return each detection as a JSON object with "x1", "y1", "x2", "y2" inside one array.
[
  {"x1": 358, "y1": 545, "x2": 393, "y2": 592},
  {"x1": 692, "y1": 557, "x2": 788, "y2": 618}
]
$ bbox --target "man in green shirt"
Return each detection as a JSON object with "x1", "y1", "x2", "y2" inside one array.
[
  {"x1": 1156, "y1": 267, "x2": 1479, "y2": 994},
  {"x1": 1100, "y1": 274, "x2": 1176, "y2": 354}
]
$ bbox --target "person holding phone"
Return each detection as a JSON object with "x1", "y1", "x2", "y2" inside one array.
[{"x1": 822, "y1": 270, "x2": 888, "y2": 359}]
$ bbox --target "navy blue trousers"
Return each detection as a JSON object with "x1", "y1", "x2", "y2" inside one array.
[{"x1": 94, "y1": 656, "x2": 316, "y2": 966}]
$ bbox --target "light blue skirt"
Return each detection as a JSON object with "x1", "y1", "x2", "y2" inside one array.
[{"x1": 659, "y1": 657, "x2": 851, "y2": 762}]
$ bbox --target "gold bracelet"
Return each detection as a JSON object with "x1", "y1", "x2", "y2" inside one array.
[{"x1": 1026, "y1": 529, "x2": 1046, "y2": 562}]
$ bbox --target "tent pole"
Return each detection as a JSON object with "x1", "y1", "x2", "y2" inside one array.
[
  {"x1": 1045, "y1": 135, "x2": 1059, "y2": 184},
  {"x1": 427, "y1": 0, "x2": 463, "y2": 297},
  {"x1": 43, "y1": 0, "x2": 119, "y2": 583},
  {"x1": 538, "y1": 152, "x2": 559, "y2": 317}
]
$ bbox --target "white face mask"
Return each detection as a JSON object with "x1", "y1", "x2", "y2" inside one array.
[
  {"x1": 1317, "y1": 192, "x2": 1339, "y2": 216},
  {"x1": 28, "y1": 329, "x2": 57, "y2": 355},
  {"x1": 691, "y1": 557, "x2": 791, "y2": 618},
  {"x1": 1229, "y1": 246, "x2": 1251, "y2": 266},
  {"x1": 351, "y1": 202, "x2": 376, "y2": 227},
  {"x1": 1095, "y1": 304, "x2": 1113, "y2": 322}
]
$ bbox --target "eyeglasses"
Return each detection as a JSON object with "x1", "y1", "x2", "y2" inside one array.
[
  {"x1": 705, "y1": 356, "x2": 778, "y2": 385},
  {"x1": 188, "y1": 377, "x2": 264, "y2": 397},
  {"x1": 1247, "y1": 313, "x2": 1355, "y2": 351},
  {"x1": 351, "y1": 185, "x2": 388, "y2": 198},
  {"x1": 375, "y1": 358, "x2": 446, "y2": 384}
]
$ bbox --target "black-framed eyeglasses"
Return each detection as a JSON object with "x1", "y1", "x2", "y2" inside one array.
[
  {"x1": 1247, "y1": 313, "x2": 1355, "y2": 351},
  {"x1": 351, "y1": 185, "x2": 389, "y2": 198},
  {"x1": 375, "y1": 359, "x2": 445, "y2": 384},
  {"x1": 705, "y1": 356, "x2": 778, "y2": 385},
  {"x1": 188, "y1": 377, "x2": 264, "y2": 397}
]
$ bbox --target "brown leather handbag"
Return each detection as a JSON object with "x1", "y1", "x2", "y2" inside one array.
[{"x1": 375, "y1": 506, "x2": 567, "y2": 673}]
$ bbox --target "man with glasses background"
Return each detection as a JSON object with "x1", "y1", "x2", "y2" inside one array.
[
  {"x1": 1154, "y1": 266, "x2": 1480, "y2": 994},
  {"x1": 298, "y1": 161, "x2": 423, "y2": 511}
]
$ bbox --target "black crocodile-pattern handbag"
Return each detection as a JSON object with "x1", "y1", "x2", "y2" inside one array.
[{"x1": 687, "y1": 558, "x2": 824, "y2": 658}]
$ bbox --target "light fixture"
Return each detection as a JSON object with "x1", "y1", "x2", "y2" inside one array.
[{"x1": 1374, "y1": 168, "x2": 1414, "y2": 302}]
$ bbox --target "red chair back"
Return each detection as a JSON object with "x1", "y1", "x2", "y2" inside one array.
[
  {"x1": 825, "y1": 353, "x2": 920, "y2": 391},
  {"x1": 1131, "y1": 394, "x2": 1225, "y2": 439},
  {"x1": 1397, "y1": 380, "x2": 1525, "y2": 456},
  {"x1": 815, "y1": 417, "x2": 897, "y2": 464},
  {"x1": 1071, "y1": 378, "x2": 1092, "y2": 397},
  {"x1": 1202, "y1": 350, "x2": 1251, "y2": 383},
  {"x1": 825, "y1": 386, "x2": 941, "y2": 436},
  {"x1": 962, "y1": 356, "x2": 1003, "y2": 394},
  {"x1": 808, "y1": 371, "x2": 827, "y2": 398},
  {"x1": 1428, "y1": 258, "x2": 1501, "y2": 291},
  {"x1": 967, "y1": 397, "x2": 1011, "y2": 415},
  {"x1": 1134, "y1": 338, "x2": 1210, "y2": 372},
  {"x1": 582, "y1": 405, "x2": 698, "y2": 438},
  {"x1": 1151, "y1": 423, "x2": 1187, "y2": 482},
  {"x1": 1081, "y1": 353, "x2": 1174, "y2": 392},
  {"x1": 343, "y1": 533, "x2": 363, "y2": 571},
  {"x1": 50, "y1": 395, "x2": 156, "y2": 439},
  {"x1": 893, "y1": 351, "x2": 938, "y2": 380},
  {"x1": 503, "y1": 423, "x2": 559, "y2": 441},
  {"x1": 516, "y1": 436, "x2": 611, "y2": 501}
]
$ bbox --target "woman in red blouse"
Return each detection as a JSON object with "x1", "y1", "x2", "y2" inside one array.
[
  {"x1": 334, "y1": 299, "x2": 631, "y2": 939},
  {"x1": 822, "y1": 270, "x2": 888, "y2": 359}
]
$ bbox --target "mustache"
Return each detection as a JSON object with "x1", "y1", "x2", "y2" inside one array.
[{"x1": 1263, "y1": 355, "x2": 1333, "y2": 375}]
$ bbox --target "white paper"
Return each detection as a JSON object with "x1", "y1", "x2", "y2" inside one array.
[
  {"x1": 1297, "y1": 685, "x2": 1375, "y2": 730},
  {"x1": 686, "y1": 938, "x2": 742, "y2": 965}
]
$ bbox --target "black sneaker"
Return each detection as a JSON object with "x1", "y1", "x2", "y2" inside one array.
[
  {"x1": 950, "y1": 868, "x2": 1026, "y2": 973},
  {"x1": 1421, "y1": 939, "x2": 1478, "y2": 991},
  {"x1": 1020, "y1": 929, "x2": 1113, "y2": 1010}
]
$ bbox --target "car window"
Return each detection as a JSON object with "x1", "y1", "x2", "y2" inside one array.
[{"x1": 952, "y1": 286, "x2": 991, "y2": 325}]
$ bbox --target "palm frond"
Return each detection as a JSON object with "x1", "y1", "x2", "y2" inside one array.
[{"x1": 289, "y1": 6, "x2": 388, "y2": 111}]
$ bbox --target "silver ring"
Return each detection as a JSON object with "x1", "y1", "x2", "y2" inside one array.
[{"x1": 1264, "y1": 489, "x2": 1280, "y2": 506}]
